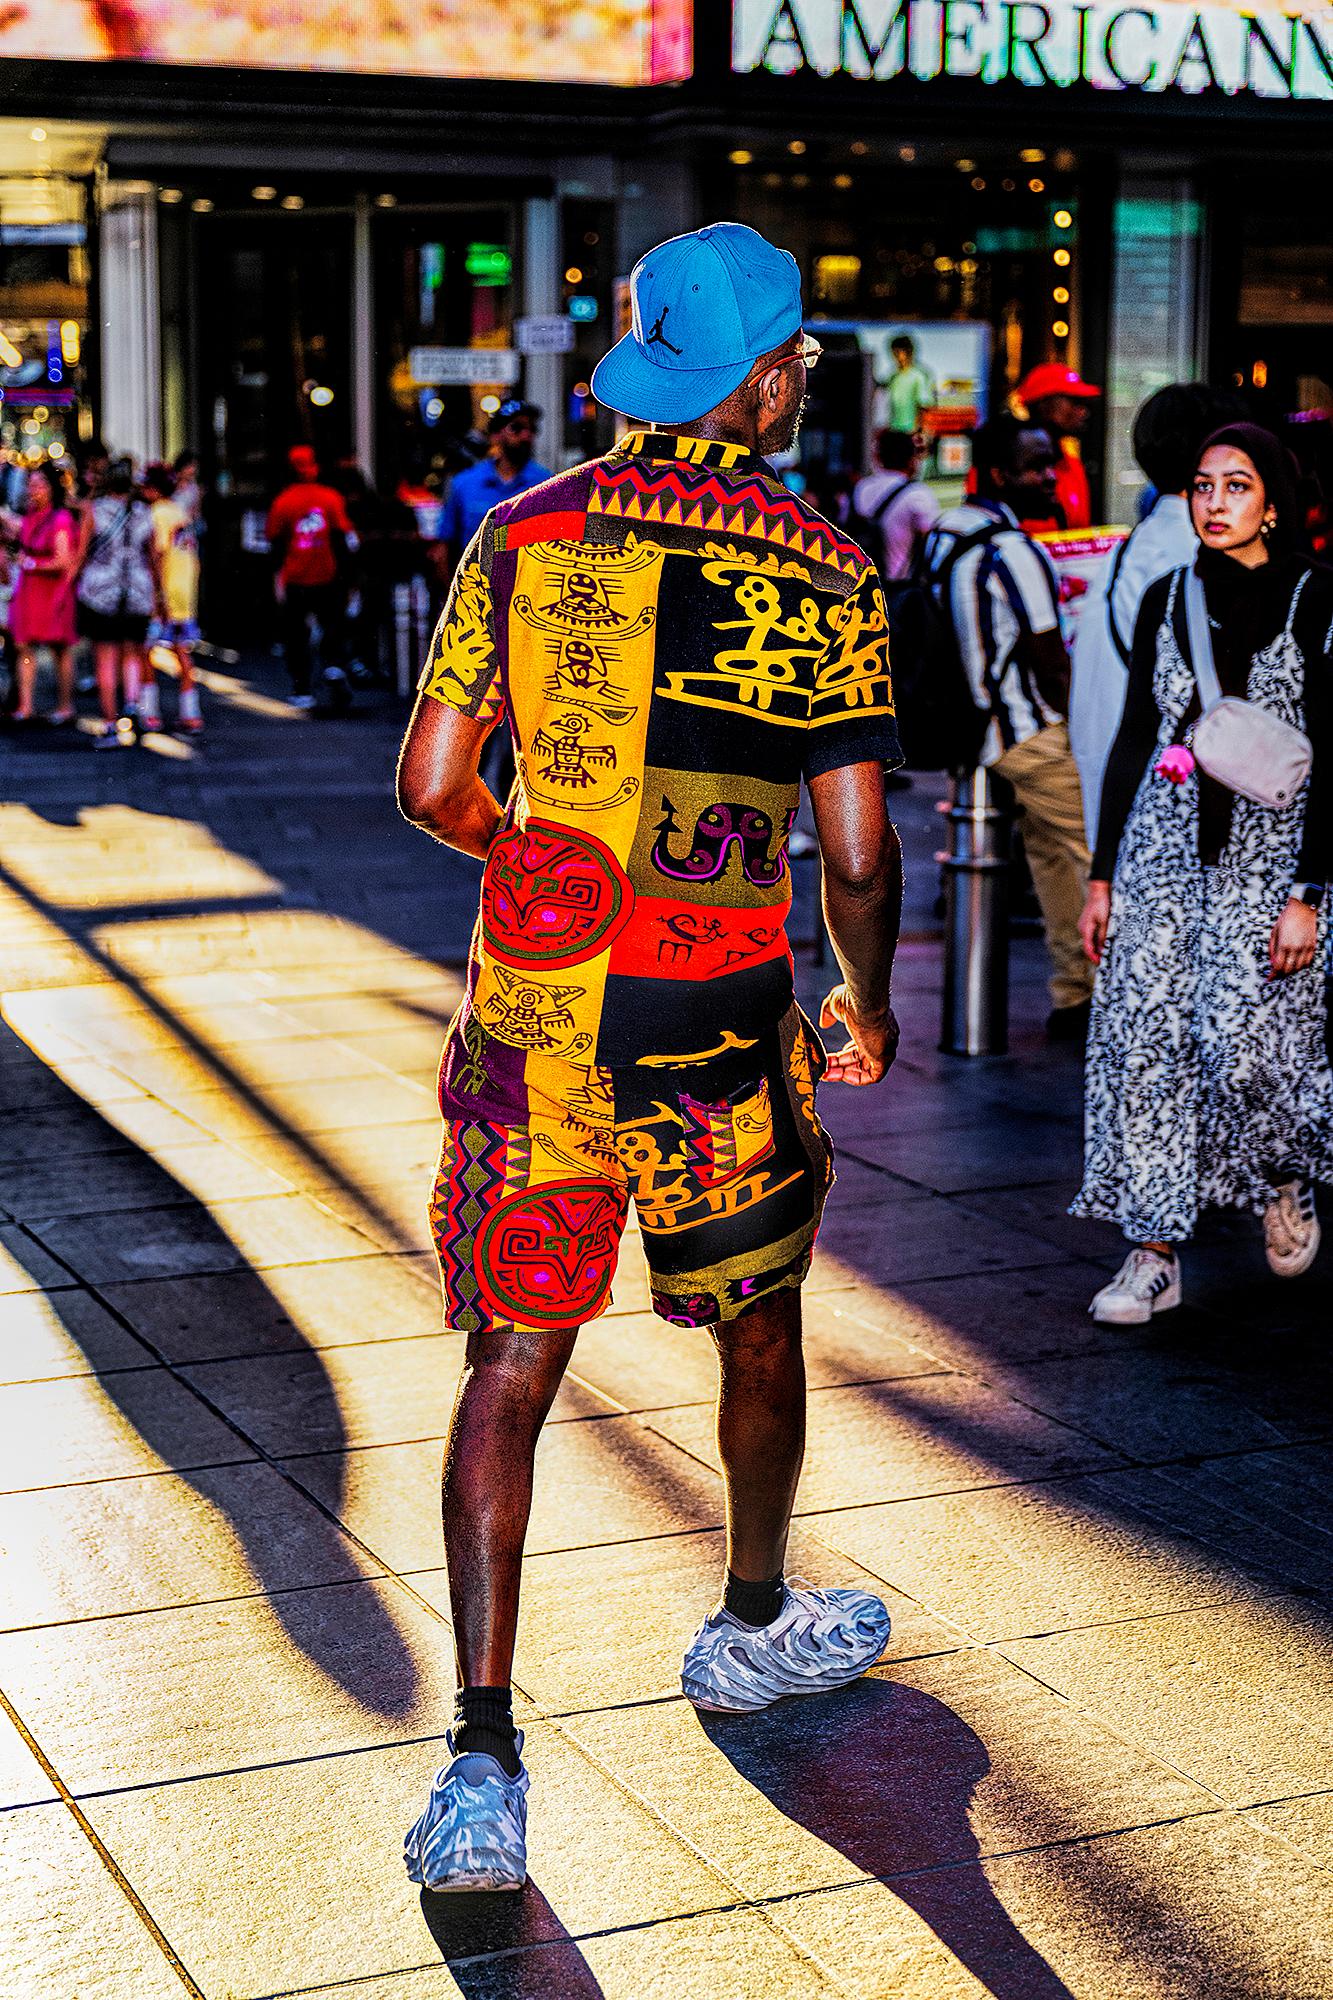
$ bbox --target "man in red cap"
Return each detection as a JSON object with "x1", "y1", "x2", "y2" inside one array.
[
  {"x1": 1017, "y1": 363, "x2": 1101, "y2": 531},
  {"x1": 265, "y1": 445, "x2": 358, "y2": 708}
]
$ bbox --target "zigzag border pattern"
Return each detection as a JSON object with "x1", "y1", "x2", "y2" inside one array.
[{"x1": 589, "y1": 462, "x2": 866, "y2": 578}]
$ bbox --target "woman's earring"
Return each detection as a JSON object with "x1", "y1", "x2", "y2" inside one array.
[{"x1": 1261, "y1": 516, "x2": 1274, "y2": 538}]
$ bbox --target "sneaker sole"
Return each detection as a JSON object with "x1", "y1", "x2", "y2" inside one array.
[
  {"x1": 1090, "y1": 1277, "x2": 1182, "y2": 1325},
  {"x1": 681, "y1": 1637, "x2": 891, "y2": 1713},
  {"x1": 413, "y1": 1853, "x2": 526, "y2": 1895},
  {"x1": 1267, "y1": 1217, "x2": 1320, "y2": 1279}
]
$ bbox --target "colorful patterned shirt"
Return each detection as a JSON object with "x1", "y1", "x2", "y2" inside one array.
[{"x1": 419, "y1": 429, "x2": 899, "y2": 1079}]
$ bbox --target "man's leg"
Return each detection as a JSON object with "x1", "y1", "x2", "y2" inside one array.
[
  {"x1": 713, "y1": 1287, "x2": 805, "y2": 1604},
  {"x1": 442, "y1": 1319, "x2": 579, "y2": 1696},
  {"x1": 281, "y1": 587, "x2": 313, "y2": 696},
  {"x1": 995, "y1": 722, "x2": 1094, "y2": 1011}
]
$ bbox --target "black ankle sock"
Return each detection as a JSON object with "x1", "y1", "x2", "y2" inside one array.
[
  {"x1": 452, "y1": 1686, "x2": 520, "y2": 1776},
  {"x1": 723, "y1": 1569, "x2": 785, "y2": 1628}
]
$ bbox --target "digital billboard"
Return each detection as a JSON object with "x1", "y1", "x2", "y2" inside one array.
[
  {"x1": 0, "y1": 0, "x2": 692, "y2": 84},
  {"x1": 736, "y1": 0, "x2": 1333, "y2": 100}
]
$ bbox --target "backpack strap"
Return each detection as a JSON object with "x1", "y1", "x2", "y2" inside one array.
[
  {"x1": 869, "y1": 475, "x2": 911, "y2": 524},
  {"x1": 1183, "y1": 567, "x2": 1224, "y2": 710},
  {"x1": 1103, "y1": 527, "x2": 1138, "y2": 666}
]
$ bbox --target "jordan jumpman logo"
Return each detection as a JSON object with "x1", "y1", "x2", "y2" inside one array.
[{"x1": 645, "y1": 306, "x2": 682, "y2": 355}]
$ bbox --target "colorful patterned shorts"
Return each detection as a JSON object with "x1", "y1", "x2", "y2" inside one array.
[{"x1": 429, "y1": 1004, "x2": 834, "y2": 1333}]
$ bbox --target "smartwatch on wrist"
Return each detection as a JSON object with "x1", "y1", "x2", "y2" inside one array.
[{"x1": 1290, "y1": 882, "x2": 1324, "y2": 909}]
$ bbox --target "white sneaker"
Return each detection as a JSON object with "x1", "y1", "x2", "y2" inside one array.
[
  {"x1": 1090, "y1": 1248, "x2": 1181, "y2": 1325},
  {"x1": 403, "y1": 1731, "x2": 528, "y2": 1894},
  {"x1": 1264, "y1": 1179, "x2": 1320, "y2": 1278},
  {"x1": 681, "y1": 1580, "x2": 891, "y2": 1713}
]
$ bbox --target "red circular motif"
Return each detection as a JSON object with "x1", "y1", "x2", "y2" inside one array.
[
  {"x1": 474, "y1": 1178, "x2": 628, "y2": 1327},
  {"x1": 481, "y1": 821, "x2": 633, "y2": 970}
]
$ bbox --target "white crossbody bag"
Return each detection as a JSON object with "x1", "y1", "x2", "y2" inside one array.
[{"x1": 1184, "y1": 568, "x2": 1312, "y2": 810}]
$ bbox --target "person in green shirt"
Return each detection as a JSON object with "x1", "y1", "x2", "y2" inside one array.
[{"x1": 885, "y1": 333, "x2": 936, "y2": 437}]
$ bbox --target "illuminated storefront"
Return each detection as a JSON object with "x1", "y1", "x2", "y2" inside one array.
[{"x1": 1, "y1": 0, "x2": 1331, "y2": 539}]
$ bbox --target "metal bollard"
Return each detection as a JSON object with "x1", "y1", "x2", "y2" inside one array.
[
  {"x1": 393, "y1": 582, "x2": 412, "y2": 699},
  {"x1": 937, "y1": 766, "x2": 1013, "y2": 1056}
]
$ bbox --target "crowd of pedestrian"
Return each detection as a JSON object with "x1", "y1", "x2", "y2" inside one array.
[{"x1": 0, "y1": 445, "x2": 203, "y2": 745}]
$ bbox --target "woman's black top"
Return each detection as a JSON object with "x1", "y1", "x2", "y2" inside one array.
[{"x1": 1092, "y1": 551, "x2": 1333, "y2": 887}]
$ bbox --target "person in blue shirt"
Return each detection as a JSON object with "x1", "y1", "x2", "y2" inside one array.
[{"x1": 440, "y1": 401, "x2": 550, "y2": 575}]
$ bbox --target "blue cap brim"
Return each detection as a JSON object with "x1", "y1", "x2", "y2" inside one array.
[{"x1": 590, "y1": 332, "x2": 755, "y2": 425}]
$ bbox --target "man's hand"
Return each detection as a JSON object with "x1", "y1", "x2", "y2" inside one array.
[{"x1": 819, "y1": 985, "x2": 899, "y2": 1085}]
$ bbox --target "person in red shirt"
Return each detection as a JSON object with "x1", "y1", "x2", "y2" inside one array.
[
  {"x1": 265, "y1": 445, "x2": 357, "y2": 708},
  {"x1": 1017, "y1": 364, "x2": 1101, "y2": 531}
]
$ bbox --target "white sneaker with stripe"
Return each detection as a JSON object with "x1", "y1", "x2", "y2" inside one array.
[
  {"x1": 1089, "y1": 1248, "x2": 1181, "y2": 1325},
  {"x1": 1264, "y1": 1179, "x2": 1320, "y2": 1278}
]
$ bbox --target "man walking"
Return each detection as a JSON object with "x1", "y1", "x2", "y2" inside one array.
[
  {"x1": 265, "y1": 445, "x2": 357, "y2": 709},
  {"x1": 1017, "y1": 362, "x2": 1101, "y2": 532},
  {"x1": 440, "y1": 399, "x2": 549, "y2": 584},
  {"x1": 926, "y1": 416, "x2": 1094, "y2": 1038},
  {"x1": 397, "y1": 222, "x2": 904, "y2": 1893}
]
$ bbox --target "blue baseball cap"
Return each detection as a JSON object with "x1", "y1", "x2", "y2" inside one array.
[{"x1": 591, "y1": 222, "x2": 803, "y2": 425}]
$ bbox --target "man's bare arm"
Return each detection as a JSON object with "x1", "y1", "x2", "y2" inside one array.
[
  {"x1": 808, "y1": 761, "x2": 903, "y2": 1085},
  {"x1": 396, "y1": 695, "x2": 504, "y2": 861},
  {"x1": 1026, "y1": 625, "x2": 1072, "y2": 718}
]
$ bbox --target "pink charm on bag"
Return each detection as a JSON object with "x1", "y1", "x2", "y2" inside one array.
[{"x1": 1156, "y1": 744, "x2": 1196, "y2": 784}]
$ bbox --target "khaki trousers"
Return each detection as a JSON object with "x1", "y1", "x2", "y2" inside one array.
[{"x1": 993, "y1": 721, "x2": 1094, "y2": 1011}]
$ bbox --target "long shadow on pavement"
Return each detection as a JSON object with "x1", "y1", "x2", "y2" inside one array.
[
  {"x1": 0, "y1": 1018, "x2": 422, "y2": 1721},
  {"x1": 418, "y1": 1886, "x2": 606, "y2": 1998},
  {"x1": 702, "y1": 1680, "x2": 1077, "y2": 2000}
]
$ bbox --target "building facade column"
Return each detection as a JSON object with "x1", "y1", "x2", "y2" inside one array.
[
  {"x1": 522, "y1": 196, "x2": 563, "y2": 456},
  {"x1": 352, "y1": 191, "x2": 375, "y2": 479},
  {"x1": 1104, "y1": 173, "x2": 1207, "y2": 516},
  {"x1": 99, "y1": 183, "x2": 163, "y2": 464}
]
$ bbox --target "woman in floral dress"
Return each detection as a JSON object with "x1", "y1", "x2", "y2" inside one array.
[{"x1": 1074, "y1": 423, "x2": 1333, "y2": 1323}]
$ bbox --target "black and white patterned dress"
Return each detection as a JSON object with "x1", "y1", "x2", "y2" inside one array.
[{"x1": 1073, "y1": 568, "x2": 1333, "y2": 1243}]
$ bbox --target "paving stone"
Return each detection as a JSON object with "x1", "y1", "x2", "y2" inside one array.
[
  {"x1": 0, "y1": 1462, "x2": 365, "y2": 1629},
  {"x1": 28, "y1": 1193, "x2": 379, "y2": 1283},
  {"x1": 1089, "y1": 1446, "x2": 1333, "y2": 1599},
  {"x1": 648, "y1": 1375, "x2": 1122, "y2": 1517},
  {"x1": 1002, "y1": 1595, "x2": 1333, "y2": 1806},
  {"x1": 0, "y1": 1577, "x2": 456, "y2": 1792},
  {"x1": 804, "y1": 1263, "x2": 1132, "y2": 1372},
  {"x1": 0, "y1": 1711, "x2": 56, "y2": 1809},
  {"x1": 1245, "y1": 1789, "x2": 1333, "y2": 1870},
  {"x1": 100, "y1": 1254, "x2": 440, "y2": 1364},
  {"x1": 185, "y1": 1335, "x2": 603, "y2": 1458},
  {"x1": 294, "y1": 1906, "x2": 842, "y2": 1999},
  {"x1": 0, "y1": 1800, "x2": 185, "y2": 2000},
  {"x1": 568, "y1": 1300, "x2": 947, "y2": 1418},
  {"x1": 154, "y1": 1072, "x2": 435, "y2": 1144},
  {"x1": 982, "y1": 1349, "x2": 1333, "y2": 1463},
  {"x1": 0, "y1": 1288, "x2": 151, "y2": 1383},
  {"x1": 83, "y1": 1732, "x2": 733, "y2": 1998},
  {"x1": 0, "y1": 1370, "x2": 253, "y2": 1493},
  {"x1": 779, "y1": 1809, "x2": 1333, "y2": 2000},
  {"x1": 0, "y1": 1141, "x2": 293, "y2": 1222},
  {"x1": 567, "y1": 1647, "x2": 1210, "y2": 1899},
  {"x1": 810, "y1": 1196, "x2": 1067, "y2": 1290},
  {"x1": 0, "y1": 1056, "x2": 146, "y2": 1111},
  {"x1": 808, "y1": 1469, "x2": 1296, "y2": 1645},
  {"x1": 338, "y1": 1026, "x2": 444, "y2": 1079},
  {"x1": 835, "y1": 1111, "x2": 1080, "y2": 1196},
  {"x1": 408, "y1": 1524, "x2": 958, "y2": 1713},
  {"x1": 953, "y1": 1179, "x2": 1127, "y2": 1268},
  {"x1": 286, "y1": 1414, "x2": 722, "y2": 1572},
  {"x1": 0, "y1": 1225, "x2": 74, "y2": 1294},
  {"x1": 0, "y1": 1105, "x2": 138, "y2": 1165}
]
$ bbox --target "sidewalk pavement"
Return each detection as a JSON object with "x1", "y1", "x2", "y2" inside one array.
[{"x1": 4, "y1": 665, "x2": 1333, "y2": 2000}]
